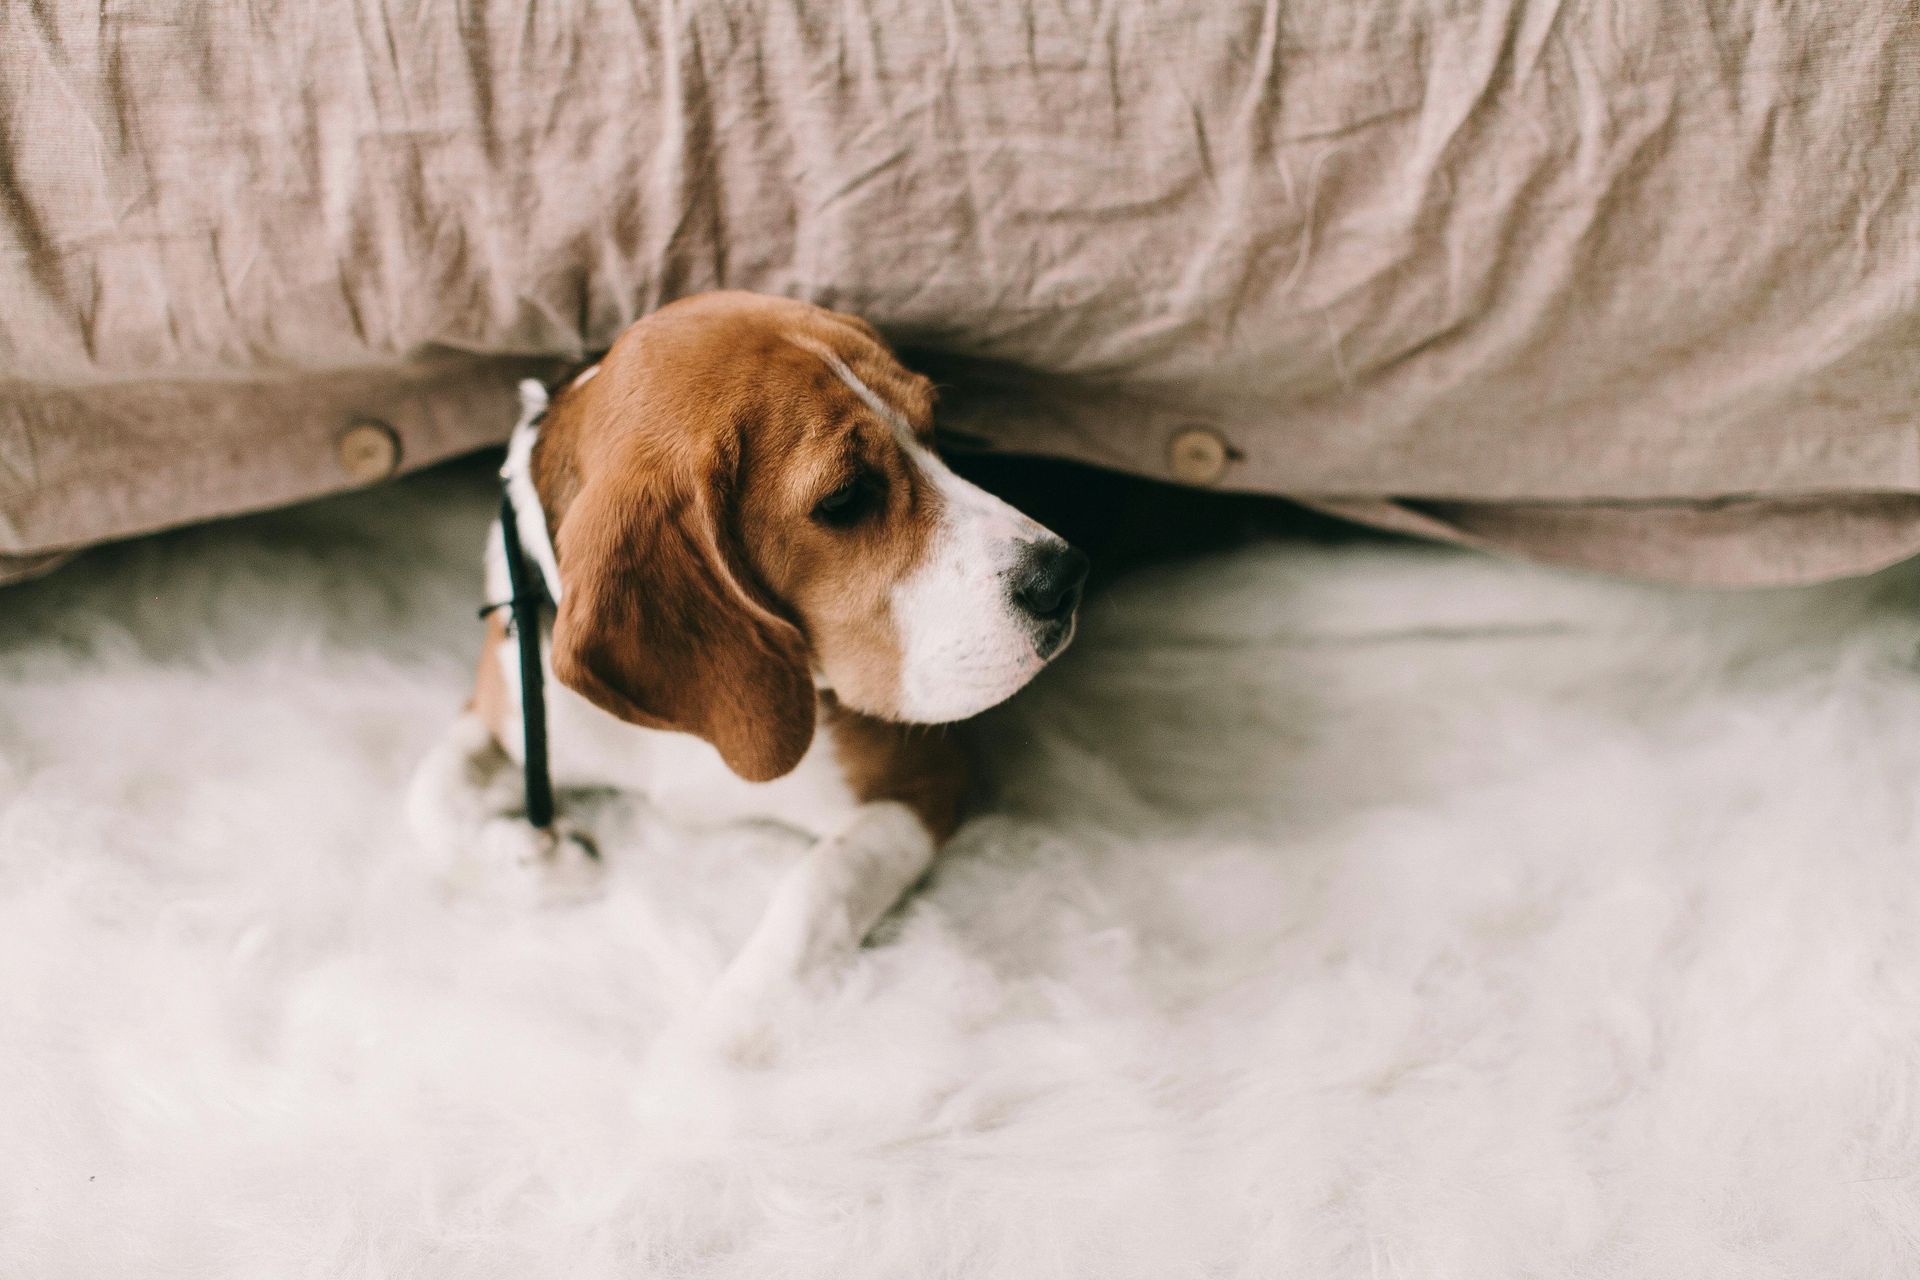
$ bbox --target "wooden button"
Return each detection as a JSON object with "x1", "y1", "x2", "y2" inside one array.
[
  {"x1": 337, "y1": 420, "x2": 401, "y2": 483},
  {"x1": 1167, "y1": 426, "x2": 1230, "y2": 485}
]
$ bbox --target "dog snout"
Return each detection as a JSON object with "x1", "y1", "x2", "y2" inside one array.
[
  {"x1": 1011, "y1": 541, "x2": 1089, "y2": 620},
  {"x1": 1009, "y1": 541, "x2": 1089, "y2": 656}
]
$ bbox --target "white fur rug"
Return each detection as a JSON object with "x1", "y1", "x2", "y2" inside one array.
[{"x1": 6, "y1": 460, "x2": 1920, "y2": 1278}]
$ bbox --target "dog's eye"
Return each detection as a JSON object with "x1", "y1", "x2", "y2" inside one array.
[{"x1": 813, "y1": 476, "x2": 878, "y2": 528}]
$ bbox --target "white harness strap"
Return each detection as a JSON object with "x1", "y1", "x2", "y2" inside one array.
[{"x1": 502, "y1": 379, "x2": 564, "y2": 602}]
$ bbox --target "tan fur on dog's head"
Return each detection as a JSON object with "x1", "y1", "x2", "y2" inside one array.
[{"x1": 524, "y1": 291, "x2": 1081, "y2": 781}]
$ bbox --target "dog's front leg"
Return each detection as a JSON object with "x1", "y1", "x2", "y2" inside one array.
[
  {"x1": 708, "y1": 800, "x2": 936, "y2": 1023},
  {"x1": 406, "y1": 711, "x2": 599, "y2": 901}
]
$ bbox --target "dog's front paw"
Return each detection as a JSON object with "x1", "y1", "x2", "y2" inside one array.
[{"x1": 468, "y1": 816, "x2": 604, "y2": 904}]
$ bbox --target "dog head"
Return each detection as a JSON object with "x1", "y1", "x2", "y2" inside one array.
[{"x1": 516, "y1": 291, "x2": 1086, "y2": 782}]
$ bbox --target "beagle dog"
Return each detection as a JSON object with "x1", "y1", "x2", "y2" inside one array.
[{"x1": 408, "y1": 291, "x2": 1087, "y2": 1004}]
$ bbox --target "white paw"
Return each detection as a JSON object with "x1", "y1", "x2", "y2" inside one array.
[
  {"x1": 466, "y1": 816, "x2": 605, "y2": 905},
  {"x1": 687, "y1": 968, "x2": 809, "y2": 1067},
  {"x1": 695, "y1": 913, "x2": 860, "y2": 1066}
]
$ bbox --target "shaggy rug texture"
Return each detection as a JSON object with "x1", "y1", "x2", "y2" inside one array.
[{"x1": 5, "y1": 459, "x2": 1920, "y2": 1279}]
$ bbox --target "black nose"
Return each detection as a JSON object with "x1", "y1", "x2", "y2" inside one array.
[{"x1": 1011, "y1": 541, "x2": 1090, "y2": 622}]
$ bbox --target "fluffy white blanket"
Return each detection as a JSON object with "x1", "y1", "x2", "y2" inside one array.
[{"x1": 5, "y1": 461, "x2": 1918, "y2": 1278}]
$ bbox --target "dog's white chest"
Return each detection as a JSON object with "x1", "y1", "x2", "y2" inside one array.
[{"x1": 492, "y1": 632, "x2": 860, "y2": 839}]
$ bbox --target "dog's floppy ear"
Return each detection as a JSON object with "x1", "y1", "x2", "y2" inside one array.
[{"x1": 547, "y1": 463, "x2": 816, "y2": 782}]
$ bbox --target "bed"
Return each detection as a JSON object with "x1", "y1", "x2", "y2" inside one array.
[{"x1": 5, "y1": 0, "x2": 1917, "y2": 587}]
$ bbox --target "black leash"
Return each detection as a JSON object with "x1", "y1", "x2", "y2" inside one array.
[{"x1": 486, "y1": 487, "x2": 557, "y2": 829}]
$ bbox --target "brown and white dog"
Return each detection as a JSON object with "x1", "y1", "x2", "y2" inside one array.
[{"x1": 408, "y1": 291, "x2": 1086, "y2": 1004}]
